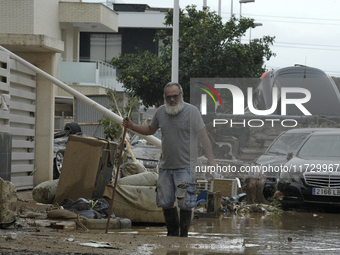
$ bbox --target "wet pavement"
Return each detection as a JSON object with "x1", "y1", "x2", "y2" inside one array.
[{"x1": 114, "y1": 211, "x2": 340, "y2": 254}]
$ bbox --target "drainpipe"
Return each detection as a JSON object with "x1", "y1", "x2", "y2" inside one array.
[{"x1": 0, "y1": 45, "x2": 162, "y2": 149}]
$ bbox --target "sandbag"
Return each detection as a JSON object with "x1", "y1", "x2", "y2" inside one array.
[
  {"x1": 19, "y1": 211, "x2": 47, "y2": 219},
  {"x1": 32, "y1": 179, "x2": 59, "y2": 204},
  {"x1": 0, "y1": 178, "x2": 17, "y2": 228},
  {"x1": 118, "y1": 171, "x2": 158, "y2": 186},
  {"x1": 120, "y1": 162, "x2": 146, "y2": 177},
  {"x1": 47, "y1": 209, "x2": 78, "y2": 219}
]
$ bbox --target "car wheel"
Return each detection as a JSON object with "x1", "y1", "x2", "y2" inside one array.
[
  {"x1": 64, "y1": 122, "x2": 82, "y2": 135},
  {"x1": 53, "y1": 149, "x2": 65, "y2": 179}
]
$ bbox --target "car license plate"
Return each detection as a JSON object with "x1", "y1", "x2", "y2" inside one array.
[{"x1": 313, "y1": 188, "x2": 340, "y2": 196}]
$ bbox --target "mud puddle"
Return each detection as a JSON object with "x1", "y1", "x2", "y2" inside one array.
[{"x1": 112, "y1": 211, "x2": 340, "y2": 254}]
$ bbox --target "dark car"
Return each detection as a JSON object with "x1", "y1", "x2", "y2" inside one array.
[
  {"x1": 53, "y1": 122, "x2": 83, "y2": 179},
  {"x1": 278, "y1": 130, "x2": 340, "y2": 208},
  {"x1": 252, "y1": 65, "x2": 340, "y2": 116},
  {"x1": 253, "y1": 128, "x2": 339, "y2": 198}
]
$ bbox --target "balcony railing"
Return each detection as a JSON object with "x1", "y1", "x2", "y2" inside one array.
[{"x1": 59, "y1": 61, "x2": 117, "y2": 90}]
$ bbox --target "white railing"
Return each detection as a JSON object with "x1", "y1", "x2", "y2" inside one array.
[
  {"x1": 59, "y1": 60, "x2": 117, "y2": 90},
  {"x1": 97, "y1": 61, "x2": 117, "y2": 89}
]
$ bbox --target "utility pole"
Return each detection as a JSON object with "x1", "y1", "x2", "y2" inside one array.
[{"x1": 171, "y1": 0, "x2": 179, "y2": 83}]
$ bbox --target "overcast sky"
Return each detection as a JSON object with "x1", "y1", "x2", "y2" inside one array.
[{"x1": 85, "y1": 0, "x2": 340, "y2": 77}]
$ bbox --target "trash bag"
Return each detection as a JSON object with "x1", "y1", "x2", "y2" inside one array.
[
  {"x1": 62, "y1": 198, "x2": 91, "y2": 211},
  {"x1": 89, "y1": 198, "x2": 115, "y2": 219},
  {"x1": 61, "y1": 198, "x2": 97, "y2": 219},
  {"x1": 62, "y1": 198, "x2": 114, "y2": 219}
]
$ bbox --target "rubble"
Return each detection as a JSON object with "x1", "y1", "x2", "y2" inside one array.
[{"x1": 0, "y1": 177, "x2": 17, "y2": 229}]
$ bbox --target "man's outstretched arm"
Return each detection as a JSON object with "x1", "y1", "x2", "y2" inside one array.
[{"x1": 122, "y1": 116, "x2": 157, "y2": 136}]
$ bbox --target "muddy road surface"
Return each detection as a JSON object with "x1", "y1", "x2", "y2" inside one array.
[{"x1": 1, "y1": 192, "x2": 340, "y2": 254}]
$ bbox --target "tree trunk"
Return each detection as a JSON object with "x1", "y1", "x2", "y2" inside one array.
[{"x1": 242, "y1": 175, "x2": 269, "y2": 204}]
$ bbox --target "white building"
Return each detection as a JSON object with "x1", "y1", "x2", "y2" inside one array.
[{"x1": 0, "y1": 0, "x2": 169, "y2": 189}]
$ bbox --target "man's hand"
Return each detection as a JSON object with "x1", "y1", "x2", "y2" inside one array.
[
  {"x1": 122, "y1": 117, "x2": 157, "y2": 136},
  {"x1": 122, "y1": 116, "x2": 133, "y2": 129}
]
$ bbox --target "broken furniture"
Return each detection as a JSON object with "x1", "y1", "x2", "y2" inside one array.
[
  {"x1": 54, "y1": 135, "x2": 117, "y2": 205},
  {"x1": 104, "y1": 171, "x2": 165, "y2": 223},
  {"x1": 52, "y1": 135, "x2": 131, "y2": 230},
  {"x1": 195, "y1": 178, "x2": 239, "y2": 218}
]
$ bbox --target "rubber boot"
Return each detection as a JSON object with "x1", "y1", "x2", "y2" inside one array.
[
  {"x1": 180, "y1": 210, "x2": 192, "y2": 237},
  {"x1": 163, "y1": 207, "x2": 179, "y2": 236}
]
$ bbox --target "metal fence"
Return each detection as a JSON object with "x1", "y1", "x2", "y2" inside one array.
[{"x1": 0, "y1": 49, "x2": 37, "y2": 190}]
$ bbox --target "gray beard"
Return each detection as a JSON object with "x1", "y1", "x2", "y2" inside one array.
[{"x1": 165, "y1": 97, "x2": 184, "y2": 115}]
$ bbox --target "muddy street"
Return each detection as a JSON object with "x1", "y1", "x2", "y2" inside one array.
[
  {"x1": 120, "y1": 210, "x2": 340, "y2": 254},
  {"x1": 2, "y1": 190, "x2": 340, "y2": 255}
]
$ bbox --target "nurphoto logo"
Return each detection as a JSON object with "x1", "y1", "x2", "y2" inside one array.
[
  {"x1": 200, "y1": 84, "x2": 311, "y2": 116},
  {"x1": 192, "y1": 78, "x2": 312, "y2": 128}
]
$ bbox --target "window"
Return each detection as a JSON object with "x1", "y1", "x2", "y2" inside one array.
[
  {"x1": 268, "y1": 133, "x2": 310, "y2": 154},
  {"x1": 298, "y1": 135, "x2": 340, "y2": 157},
  {"x1": 90, "y1": 34, "x2": 121, "y2": 63}
]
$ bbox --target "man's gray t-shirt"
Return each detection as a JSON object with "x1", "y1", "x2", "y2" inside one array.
[{"x1": 150, "y1": 102, "x2": 205, "y2": 169}]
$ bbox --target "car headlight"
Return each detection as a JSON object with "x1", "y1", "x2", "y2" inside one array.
[
  {"x1": 291, "y1": 174, "x2": 303, "y2": 184},
  {"x1": 279, "y1": 171, "x2": 292, "y2": 183}
]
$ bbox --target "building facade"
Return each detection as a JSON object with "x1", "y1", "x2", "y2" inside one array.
[
  {"x1": 0, "y1": 0, "x2": 170, "y2": 189},
  {"x1": 0, "y1": 0, "x2": 118, "y2": 188}
]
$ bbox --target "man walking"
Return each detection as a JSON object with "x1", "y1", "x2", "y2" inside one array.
[{"x1": 123, "y1": 82, "x2": 215, "y2": 237}]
